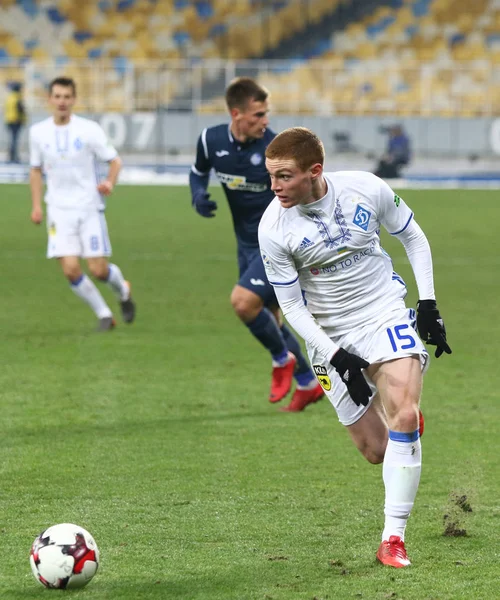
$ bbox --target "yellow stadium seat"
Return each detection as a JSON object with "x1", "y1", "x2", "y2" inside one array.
[
  {"x1": 6, "y1": 36, "x2": 25, "y2": 58},
  {"x1": 63, "y1": 39, "x2": 88, "y2": 59},
  {"x1": 31, "y1": 47, "x2": 50, "y2": 60},
  {"x1": 279, "y1": 2, "x2": 302, "y2": 36},
  {"x1": 356, "y1": 42, "x2": 378, "y2": 59}
]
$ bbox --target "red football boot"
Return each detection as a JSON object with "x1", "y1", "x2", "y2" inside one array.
[
  {"x1": 280, "y1": 383, "x2": 325, "y2": 412},
  {"x1": 269, "y1": 352, "x2": 297, "y2": 403},
  {"x1": 376, "y1": 536, "x2": 411, "y2": 568}
]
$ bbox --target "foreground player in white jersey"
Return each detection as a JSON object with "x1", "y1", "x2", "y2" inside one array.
[
  {"x1": 29, "y1": 77, "x2": 135, "y2": 331},
  {"x1": 258, "y1": 127, "x2": 451, "y2": 568}
]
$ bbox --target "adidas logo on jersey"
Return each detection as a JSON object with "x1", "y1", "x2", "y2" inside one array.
[{"x1": 299, "y1": 237, "x2": 314, "y2": 250}]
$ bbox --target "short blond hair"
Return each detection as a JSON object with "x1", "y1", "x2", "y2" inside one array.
[{"x1": 265, "y1": 127, "x2": 324, "y2": 172}]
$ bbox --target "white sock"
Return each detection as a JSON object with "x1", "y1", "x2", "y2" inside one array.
[
  {"x1": 71, "y1": 274, "x2": 112, "y2": 319},
  {"x1": 106, "y1": 263, "x2": 129, "y2": 301},
  {"x1": 382, "y1": 431, "x2": 421, "y2": 542}
]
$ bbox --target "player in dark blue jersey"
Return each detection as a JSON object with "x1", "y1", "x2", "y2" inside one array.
[{"x1": 189, "y1": 77, "x2": 324, "y2": 411}]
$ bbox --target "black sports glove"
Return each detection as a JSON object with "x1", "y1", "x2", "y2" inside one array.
[
  {"x1": 330, "y1": 348, "x2": 371, "y2": 407},
  {"x1": 192, "y1": 191, "x2": 218, "y2": 218},
  {"x1": 416, "y1": 299, "x2": 452, "y2": 358}
]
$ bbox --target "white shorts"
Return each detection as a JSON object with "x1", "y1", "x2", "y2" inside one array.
[
  {"x1": 46, "y1": 205, "x2": 112, "y2": 259},
  {"x1": 306, "y1": 306, "x2": 429, "y2": 427}
]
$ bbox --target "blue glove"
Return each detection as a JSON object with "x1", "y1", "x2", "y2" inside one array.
[{"x1": 192, "y1": 191, "x2": 217, "y2": 218}]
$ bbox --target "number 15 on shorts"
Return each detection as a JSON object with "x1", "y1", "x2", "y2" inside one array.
[{"x1": 386, "y1": 324, "x2": 417, "y2": 352}]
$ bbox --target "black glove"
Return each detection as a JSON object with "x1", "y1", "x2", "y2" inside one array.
[
  {"x1": 330, "y1": 348, "x2": 371, "y2": 407},
  {"x1": 192, "y1": 191, "x2": 217, "y2": 218},
  {"x1": 417, "y1": 299, "x2": 452, "y2": 358}
]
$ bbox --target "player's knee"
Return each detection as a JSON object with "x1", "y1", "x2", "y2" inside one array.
[
  {"x1": 62, "y1": 265, "x2": 82, "y2": 282},
  {"x1": 88, "y1": 263, "x2": 109, "y2": 281},
  {"x1": 390, "y1": 405, "x2": 419, "y2": 433},
  {"x1": 230, "y1": 289, "x2": 262, "y2": 322}
]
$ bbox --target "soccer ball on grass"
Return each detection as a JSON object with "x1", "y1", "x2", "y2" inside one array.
[{"x1": 30, "y1": 523, "x2": 99, "y2": 589}]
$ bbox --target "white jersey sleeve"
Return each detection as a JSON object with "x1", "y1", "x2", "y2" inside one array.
[
  {"x1": 88, "y1": 123, "x2": 118, "y2": 162},
  {"x1": 396, "y1": 219, "x2": 435, "y2": 300},
  {"x1": 258, "y1": 206, "x2": 339, "y2": 361},
  {"x1": 376, "y1": 178, "x2": 413, "y2": 235},
  {"x1": 375, "y1": 179, "x2": 435, "y2": 300},
  {"x1": 29, "y1": 127, "x2": 42, "y2": 168}
]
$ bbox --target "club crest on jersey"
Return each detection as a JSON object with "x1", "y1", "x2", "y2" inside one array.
[
  {"x1": 353, "y1": 204, "x2": 371, "y2": 231},
  {"x1": 74, "y1": 137, "x2": 83, "y2": 151},
  {"x1": 250, "y1": 153, "x2": 262, "y2": 165},
  {"x1": 313, "y1": 365, "x2": 331, "y2": 391}
]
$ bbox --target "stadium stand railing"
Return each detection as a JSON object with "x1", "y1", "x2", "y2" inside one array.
[{"x1": 1, "y1": 58, "x2": 499, "y2": 117}]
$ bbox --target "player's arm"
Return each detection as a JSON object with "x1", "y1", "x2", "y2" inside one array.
[
  {"x1": 259, "y1": 223, "x2": 371, "y2": 406},
  {"x1": 98, "y1": 156, "x2": 122, "y2": 196},
  {"x1": 29, "y1": 167, "x2": 43, "y2": 224},
  {"x1": 189, "y1": 129, "x2": 217, "y2": 218},
  {"x1": 29, "y1": 128, "x2": 43, "y2": 224},
  {"x1": 377, "y1": 178, "x2": 451, "y2": 357},
  {"x1": 89, "y1": 123, "x2": 120, "y2": 196}
]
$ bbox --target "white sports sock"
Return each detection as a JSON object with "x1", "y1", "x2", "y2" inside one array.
[
  {"x1": 71, "y1": 274, "x2": 112, "y2": 319},
  {"x1": 106, "y1": 263, "x2": 129, "y2": 301},
  {"x1": 382, "y1": 432, "x2": 422, "y2": 542}
]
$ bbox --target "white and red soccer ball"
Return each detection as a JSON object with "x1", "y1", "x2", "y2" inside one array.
[{"x1": 30, "y1": 523, "x2": 99, "y2": 589}]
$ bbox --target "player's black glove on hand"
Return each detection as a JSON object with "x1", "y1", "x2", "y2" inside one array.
[
  {"x1": 330, "y1": 348, "x2": 371, "y2": 407},
  {"x1": 416, "y1": 299, "x2": 452, "y2": 358},
  {"x1": 192, "y1": 191, "x2": 218, "y2": 218}
]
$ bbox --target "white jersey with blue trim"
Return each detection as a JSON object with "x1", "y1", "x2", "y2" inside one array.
[
  {"x1": 258, "y1": 171, "x2": 414, "y2": 332},
  {"x1": 29, "y1": 115, "x2": 118, "y2": 210}
]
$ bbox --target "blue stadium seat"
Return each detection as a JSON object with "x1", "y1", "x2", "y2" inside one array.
[
  {"x1": 46, "y1": 7, "x2": 66, "y2": 24},
  {"x1": 449, "y1": 33, "x2": 466, "y2": 47},
  {"x1": 366, "y1": 15, "x2": 396, "y2": 38},
  {"x1": 209, "y1": 23, "x2": 227, "y2": 37},
  {"x1": 24, "y1": 38, "x2": 38, "y2": 51},
  {"x1": 412, "y1": 0, "x2": 431, "y2": 18},
  {"x1": 173, "y1": 31, "x2": 191, "y2": 46},
  {"x1": 88, "y1": 47, "x2": 104, "y2": 59},
  {"x1": 73, "y1": 31, "x2": 94, "y2": 44},
  {"x1": 195, "y1": 1, "x2": 214, "y2": 20},
  {"x1": 117, "y1": 0, "x2": 137, "y2": 11},
  {"x1": 98, "y1": 0, "x2": 113, "y2": 10},
  {"x1": 17, "y1": 0, "x2": 39, "y2": 18},
  {"x1": 405, "y1": 24, "x2": 419, "y2": 39}
]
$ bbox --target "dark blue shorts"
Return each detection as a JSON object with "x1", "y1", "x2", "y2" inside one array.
[{"x1": 237, "y1": 245, "x2": 277, "y2": 306}]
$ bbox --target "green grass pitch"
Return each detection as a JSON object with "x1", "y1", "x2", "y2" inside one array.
[{"x1": 1, "y1": 184, "x2": 498, "y2": 599}]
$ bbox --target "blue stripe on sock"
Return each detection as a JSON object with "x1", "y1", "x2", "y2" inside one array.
[
  {"x1": 273, "y1": 349, "x2": 289, "y2": 364},
  {"x1": 389, "y1": 429, "x2": 419, "y2": 443},
  {"x1": 70, "y1": 274, "x2": 84, "y2": 287},
  {"x1": 295, "y1": 371, "x2": 315, "y2": 386}
]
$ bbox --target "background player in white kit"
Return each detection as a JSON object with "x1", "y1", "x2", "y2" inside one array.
[
  {"x1": 29, "y1": 77, "x2": 135, "y2": 331},
  {"x1": 258, "y1": 127, "x2": 451, "y2": 568}
]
